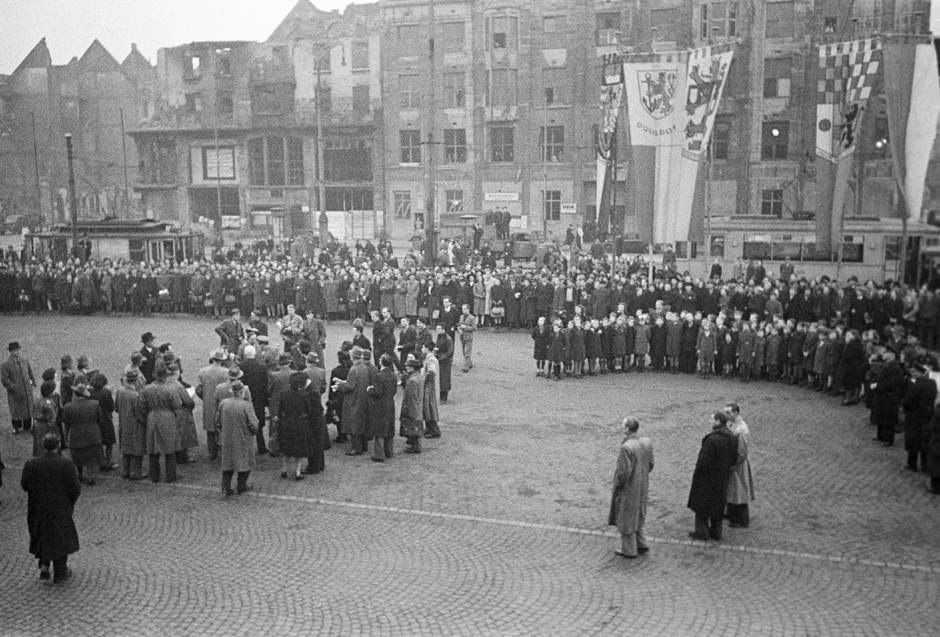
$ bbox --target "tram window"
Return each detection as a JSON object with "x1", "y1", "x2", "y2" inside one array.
[{"x1": 163, "y1": 240, "x2": 175, "y2": 261}]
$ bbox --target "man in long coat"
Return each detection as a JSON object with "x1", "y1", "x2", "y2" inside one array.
[
  {"x1": 421, "y1": 342, "x2": 441, "y2": 438},
  {"x1": 902, "y1": 364, "x2": 938, "y2": 472},
  {"x1": 457, "y1": 304, "x2": 477, "y2": 372},
  {"x1": 434, "y1": 324, "x2": 454, "y2": 402},
  {"x1": 61, "y1": 383, "x2": 105, "y2": 486},
  {"x1": 139, "y1": 362, "x2": 183, "y2": 483},
  {"x1": 139, "y1": 332, "x2": 158, "y2": 384},
  {"x1": 336, "y1": 346, "x2": 372, "y2": 455},
  {"x1": 21, "y1": 433, "x2": 80, "y2": 583},
  {"x1": 608, "y1": 417, "x2": 654, "y2": 558},
  {"x1": 400, "y1": 356, "x2": 425, "y2": 453},
  {"x1": 217, "y1": 381, "x2": 258, "y2": 495},
  {"x1": 687, "y1": 411, "x2": 739, "y2": 541},
  {"x1": 240, "y1": 346, "x2": 270, "y2": 455},
  {"x1": 268, "y1": 353, "x2": 294, "y2": 459},
  {"x1": 196, "y1": 349, "x2": 229, "y2": 460},
  {"x1": 724, "y1": 403, "x2": 756, "y2": 528},
  {"x1": 367, "y1": 354, "x2": 398, "y2": 462},
  {"x1": 115, "y1": 370, "x2": 146, "y2": 480},
  {"x1": 2, "y1": 341, "x2": 35, "y2": 433},
  {"x1": 871, "y1": 347, "x2": 904, "y2": 446}
]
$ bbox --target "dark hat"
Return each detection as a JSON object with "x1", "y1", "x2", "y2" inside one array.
[
  {"x1": 141, "y1": 332, "x2": 155, "y2": 343},
  {"x1": 211, "y1": 348, "x2": 227, "y2": 362},
  {"x1": 8, "y1": 341, "x2": 20, "y2": 351},
  {"x1": 125, "y1": 369, "x2": 140, "y2": 381},
  {"x1": 277, "y1": 353, "x2": 292, "y2": 366},
  {"x1": 159, "y1": 342, "x2": 172, "y2": 353},
  {"x1": 257, "y1": 335, "x2": 270, "y2": 344},
  {"x1": 77, "y1": 354, "x2": 91, "y2": 368},
  {"x1": 227, "y1": 366, "x2": 243, "y2": 380},
  {"x1": 60, "y1": 354, "x2": 73, "y2": 367},
  {"x1": 73, "y1": 382, "x2": 91, "y2": 397},
  {"x1": 289, "y1": 371, "x2": 308, "y2": 391},
  {"x1": 230, "y1": 380, "x2": 245, "y2": 394},
  {"x1": 130, "y1": 351, "x2": 143, "y2": 362},
  {"x1": 305, "y1": 352, "x2": 319, "y2": 364},
  {"x1": 41, "y1": 367, "x2": 56, "y2": 382},
  {"x1": 405, "y1": 354, "x2": 421, "y2": 369}
]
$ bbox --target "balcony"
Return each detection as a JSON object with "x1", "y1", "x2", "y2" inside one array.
[{"x1": 131, "y1": 107, "x2": 241, "y2": 133}]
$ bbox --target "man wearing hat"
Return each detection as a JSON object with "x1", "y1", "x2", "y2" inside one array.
[
  {"x1": 902, "y1": 363, "x2": 938, "y2": 472},
  {"x1": 267, "y1": 353, "x2": 294, "y2": 457},
  {"x1": 871, "y1": 346, "x2": 904, "y2": 446},
  {"x1": 2, "y1": 341, "x2": 35, "y2": 434},
  {"x1": 138, "y1": 359, "x2": 183, "y2": 483},
  {"x1": 303, "y1": 309, "x2": 328, "y2": 369},
  {"x1": 217, "y1": 381, "x2": 258, "y2": 495},
  {"x1": 400, "y1": 354, "x2": 425, "y2": 453},
  {"x1": 213, "y1": 366, "x2": 253, "y2": 426},
  {"x1": 20, "y1": 433, "x2": 81, "y2": 584},
  {"x1": 139, "y1": 333, "x2": 158, "y2": 384},
  {"x1": 333, "y1": 346, "x2": 372, "y2": 455},
  {"x1": 123, "y1": 352, "x2": 146, "y2": 390},
  {"x1": 115, "y1": 370, "x2": 146, "y2": 479},
  {"x1": 304, "y1": 352, "x2": 327, "y2": 398},
  {"x1": 197, "y1": 349, "x2": 230, "y2": 460}
]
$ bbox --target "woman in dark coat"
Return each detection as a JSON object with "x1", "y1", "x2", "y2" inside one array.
[
  {"x1": 687, "y1": 411, "x2": 739, "y2": 541},
  {"x1": 277, "y1": 372, "x2": 321, "y2": 479},
  {"x1": 367, "y1": 355, "x2": 398, "y2": 462},
  {"x1": 840, "y1": 331, "x2": 865, "y2": 404},
  {"x1": 89, "y1": 373, "x2": 117, "y2": 471},
  {"x1": 21, "y1": 433, "x2": 81, "y2": 583},
  {"x1": 871, "y1": 349, "x2": 904, "y2": 445}
]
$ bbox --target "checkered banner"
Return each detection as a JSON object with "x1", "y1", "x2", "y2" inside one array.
[{"x1": 815, "y1": 38, "x2": 883, "y2": 163}]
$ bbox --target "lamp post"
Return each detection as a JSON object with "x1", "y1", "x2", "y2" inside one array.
[{"x1": 312, "y1": 41, "x2": 345, "y2": 245}]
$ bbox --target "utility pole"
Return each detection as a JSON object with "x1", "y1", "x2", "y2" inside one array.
[
  {"x1": 215, "y1": 117, "x2": 223, "y2": 246},
  {"x1": 120, "y1": 108, "x2": 130, "y2": 217},
  {"x1": 65, "y1": 134, "x2": 78, "y2": 257},
  {"x1": 316, "y1": 58, "x2": 328, "y2": 242},
  {"x1": 30, "y1": 112, "x2": 42, "y2": 229},
  {"x1": 425, "y1": 0, "x2": 438, "y2": 265}
]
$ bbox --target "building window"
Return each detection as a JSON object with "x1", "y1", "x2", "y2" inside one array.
[
  {"x1": 701, "y1": 2, "x2": 739, "y2": 39},
  {"x1": 252, "y1": 84, "x2": 294, "y2": 115},
  {"x1": 215, "y1": 48, "x2": 232, "y2": 76},
  {"x1": 761, "y1": 121, "x2": 789, "y2": 160},
  {"x1": 249, "y1": 137, "x2": 304, "y2": 187},
  {"x1": 444, "y1": 129, "x2": 467, "y2": 163},
  {"x1": 287, "y1": 138, "x2": 304, "y2": 186},
  {"x1": 596, "y1": 12, "x2": 621, "y2": 45},
  {"x1": 490, "y1": 127, "x2": 514, "y2": 162},
  {"x1": 325, "y1": 138, "x2": 372, "y2": 181},
  {"x1": 444, "y1": 72, "x2": 465, "y2": 107},
  {"x1": 217, "y1": 92, "x2": 233, "y2": 116},
  {"x1": 710, "y1": 235, "x2": 725, "y2": 258},
  {"x1": 190, "y1": 187, "x2": 239, "y2": 221},
  {"x1": 650, "y1": 8, "x2": 683, "y2": 44},
  {"x1": 184, "y1": 93, "x2": 201, "y2": 113},
  {"x1": 489, "y1": 15, "x2": 518, "y2": 50},
  {"x1": 442, "y1": 22, "x2": 465, "y2": 53},
  {"x1": 202, "y1": 147, "x2": 236, "y2": 180},
  {"x1": 763, "y1": 58, "x2": 791, "y2": 98},
  {"x1": 351, "y1": 41, "x2": 369, "y2": 70},
  {"x1": 140, "y1": 139, "x2": 177, "y2": 184},
  {"x1": 399, "y1": 75, "x2": 420, "y2": 109},
  {"x1": 824, "y1": 16, "x2": 837, "y2": 33},
  {"x1": 540, "y1": 126, "x2": 565, "y2": 162},
  {"x1": 394, "y1": 191, "x2": 412, "y2": 218},
  {"x1": 544, "y1": 15, "x2": 566, "y2": 35},
  {"x1": 352, "y1": 86, "x2": 370, "y2": 113},
  {"x1": 267, "y1": 136, "x2": 285, "y2": 186},
  {"x1": 446, "y1": 190, "x2": 464, "y2": 213},
  {"x1": 543, "y1": 68, "x2": 566, "y2": 105},
  {"x1": 765, "y1": 1, "x2": 794, "y2": 38},
  {"x1": 543, "y1": 190, "x2": 561, "y2": 221},
  {"x1": 400, "y1": 129, "x2": 421, "y2": 164},
  {"x1": 761, "y1": 189, "x2": 784, "y2": 217},
  {"x1": 185, "y1": 54, "x2": 201, "y2": 78},
  {"x1": 398, "y1": 24, "x2": 423, "y2": 57},
  {"x1": 489, "y1": 68, "x2": 518, "y2": 106},
  {"x1": 711, "y1": 116, "x2": 732, "y2": 160}
]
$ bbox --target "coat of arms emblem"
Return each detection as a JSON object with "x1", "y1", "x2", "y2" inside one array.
[{"x1": 638, "y1": 70, "x2": 677, "y2": 120}]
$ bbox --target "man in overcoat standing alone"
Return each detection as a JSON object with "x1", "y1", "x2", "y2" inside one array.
[
  {"x1": 21, "y1": 433, "x2": 80, "y2": 583},
  {"x1": 2, "y1": 341, "x2": 35, "y2": 433},
  {"x1": 724, "y1": 403, "x2": 756, "y2": 528},
  {"x1": 687, "y1": 411, "x2": 739, "y2": 541},
  {"x1": 608, "y1": 417, "x2": 654, "y2": 558}
]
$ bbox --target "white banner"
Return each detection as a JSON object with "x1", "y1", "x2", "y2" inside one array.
[
  {"x1": 902, "y1": 43, "x2": 940, "y2": 221},
  {"x1": 622, "y1": 59, "x2": 686, "y2": 147},
  {"x1": 681, "y1": 46, "x2": 734, "y2": 162}
]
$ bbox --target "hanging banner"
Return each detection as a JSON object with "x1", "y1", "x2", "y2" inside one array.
[
  {"x1": 622, "y1": 58, "x2": 685, "y2": 147},
  {"x1": 896, "y1": 42, "x2": 940, "y2": 221},
  {"x1": 814, "y1": 38, "x2": 883, "y2": 252},
  {"x1": 595, "y1": 54, "x2": 624, "y2": 233},
  {"x1": 681, "y1": 45, "x2": 734, "y2": 162}
]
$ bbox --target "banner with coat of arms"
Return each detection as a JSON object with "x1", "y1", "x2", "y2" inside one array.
[
  {"x1": 595, "y1": 55, "x2": 624, "y2": 233},
  {"x1": 682, "y1": 46, "x2": 734, "y2": 162},
  {"x1": 622, "y1": 58, "x2": 686, "y2": 147}
]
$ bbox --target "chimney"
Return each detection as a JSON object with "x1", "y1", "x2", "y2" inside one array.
[{"x1": 131, "y1": 43, "x2": 138, "y2": 52}]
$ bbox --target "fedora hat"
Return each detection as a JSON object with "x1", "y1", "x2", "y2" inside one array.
[{"x1": 227, "y1": 366, "x2": 243, "y2": 380}]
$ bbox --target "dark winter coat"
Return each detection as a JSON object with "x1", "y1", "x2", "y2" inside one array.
[
  {"x1": 21, "y1": 452, "x2": 81, "y2": 561},
  {"x1": 902, "y1": 377, "x2": 937, "y2": 451},
  {"x1": 687, "y1": 424, "x2": 738, "y2": 518},
  {"x1": 532, "y1": 325, "x2": 550, "y2": 360},
  {"x1": 367, "y1": 368, "x2": 398, "y2": 438},
  {"x1": 871, "y1": 360, "x2": 904, "y2": 428}
]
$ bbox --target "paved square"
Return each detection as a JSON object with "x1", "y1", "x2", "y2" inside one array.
[{"x1": 1, "y1": 315, "x2": 939, "y2": 636}]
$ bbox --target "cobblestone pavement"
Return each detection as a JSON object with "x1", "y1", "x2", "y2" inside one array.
[{"x1": 1, "y1": 315, "x2": 939, "y2": 636}]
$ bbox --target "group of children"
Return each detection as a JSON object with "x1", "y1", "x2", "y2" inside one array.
[{"x1": 527, "y1": 303, "x2": 908, "y2": 407}]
